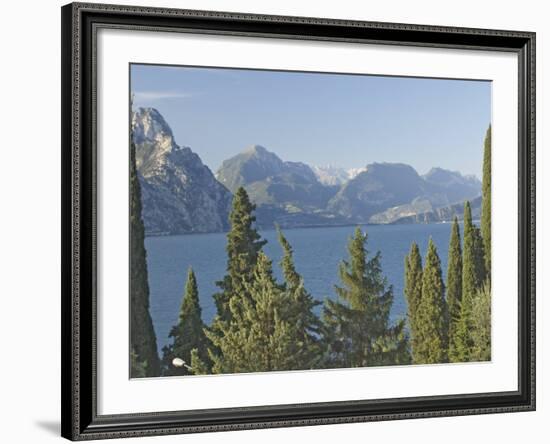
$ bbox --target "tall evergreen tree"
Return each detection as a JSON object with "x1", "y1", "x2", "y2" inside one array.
[
  {"x1": 214, "y1": 187, "x2": 266, "y2": 321},
  {"x1": 404, "y1": 242, "x2": 423, "y2": 363},
  {"x1": 190, "y1": 348, "x2": 210, "y2": 375},
  {"x1": 162, "y1": 268, "x2": 210, "y2": 376},
  {"x1": 470, "y1": 281, "x2": 491, "y2": 362},
  {"x1": 462, "y1": 201, "x2": 486, "y2": 298},
  {"x1": 415, "y1": 239, "x2": 448, "y2": 364},
  {"x1": 481, "y1": 125, "x2": 492, "y2": 283},
  {"x1": 130, "y1": 348, "x2": 147, "y2": 378},
  {"x1": 473, "y1": 226, "x2": 486, "y2": 284},
  {"x1": 324, "y1": 227, "x2": 410, "y2": 368},
  {"x1": 447, "y1": 217, "x2": 463, "y2": 362},
  {"x1": 130, "y1": 140, "x2": 160, "y2": 377},
  {"x1": 453, "y1": 201, "x2": 486, "y2": 361},
  {"x1": 277, "y1": 227, "x2": 324, "y2": 369},
  {"x1": 206, "y1": 252, "x2": 308, "y2": 373}
]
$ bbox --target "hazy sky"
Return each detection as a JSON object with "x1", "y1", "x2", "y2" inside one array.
[{"x1": 131, "y1": 64, "x2": 491, "y2": 178}]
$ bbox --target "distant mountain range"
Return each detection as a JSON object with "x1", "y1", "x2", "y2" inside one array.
[
  {"x1": 132, "y1": 108, "x2": 482, "y2": 235},
  {"x1": 216, "y1": 145, "x2": 338, "y2": 209},
  {"x1": 391, "y1": 196, "x2": 482, "y2": 224}
]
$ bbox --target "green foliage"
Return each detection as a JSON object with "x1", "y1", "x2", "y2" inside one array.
[
  {"x1": 190, "y1": 348, "x2": 210, "y2": 375},
  {"x1": 206, "y1": 190, "x2": 325, "y2": 374},
  {"x1": 473, "y1": 226, "x2": 486, "y2": 284},
  {"x1": 453, "y1": 201, "x2": 487, "y2": 361},
  {"x1": 404, "y1": 242, "x2": 423, "y2": 362},
  {"x1": 324, "y1": 227, "x2": 410, "y2": 368},
  {"x1": 207, "y1": 252, "x2": 313, "y2": 373},
  {"x1": 447, "y1": 217, "x2": 463, "y2": 362},
  {"x1": 470, "y1": 281, "x2": 491, "y2": 362},
  {"x1": 130, "y1": 348, "x2": 147, "y2": 378},
  {"x1": 277, "y1": 227, "x2": 324, "y2": 369},
  {"x1": 130, "y1": 140, "x2": 160, "y2": 377},
  {"x1": 413, "y1": 239, "x2": 448, "y2": 364},
  {"x1": 162, "y1": 268, "x2": 210, "y2": 376},
  {"x1": 214, "y1": 187, "x2": 267, "y2": 321},
  {"x1": 481, "y1": 126, "x2": 492, "y2": 283},
  {"x1": 277, "y1": 225, "x2": 300, "y2": 290},
  {"x1": 462, "y1": 201, "x2": 486, "y2": 299}
]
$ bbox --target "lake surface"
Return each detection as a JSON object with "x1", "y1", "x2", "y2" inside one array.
[{"x1": 145, "y1": 223, "x2": 456, "y2": 351}]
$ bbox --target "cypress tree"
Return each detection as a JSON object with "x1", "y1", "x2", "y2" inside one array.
[
  {"x1": 481, "y1": 125, "x2": 491, "y2": 283},
  {"x1": 470, "y1": 281, "x2": 491, "y2": 362},
  {"x1": 404, "y1": 242, "x2": 423, "y2": 362},
  {"x1": 162, "y1": 268, "x2": 210, "y2": 376},
  {"x1": 454, "y1": 201, "x2": 486, "y2": 361},
  {"x1": 324, "y1": 227, "x2": 410, "y2": 368},
  {"x1": 447, "y1": 217, "x2": 463, "y2": 362},
  {"x1": 473, "y1": 226, "x2": 486, "y2": 284},
  {"x1": 462, "y1": 201, "x2": 485, "y2": 297},
  {"x1": 415, "y1": 238, "x2": 448, "y2": 364},
  {"x1": 130, "y1": 349, "x2": 147, "y2": 378},
  {"x1": 214, "y1": 187, "x2": 266, "y2": 320},
  {"x1": 130, "y1": 140, "x2": 160, "y2": 377}
]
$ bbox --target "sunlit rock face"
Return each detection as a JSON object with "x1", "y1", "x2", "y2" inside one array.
[{"x1": 132, "y1": 107, "x2": 232, "y2": 235}]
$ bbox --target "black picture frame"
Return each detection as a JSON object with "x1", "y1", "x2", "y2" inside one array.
[{"x1": 61, "y1": 2, "x2": 536, "y2": 440}]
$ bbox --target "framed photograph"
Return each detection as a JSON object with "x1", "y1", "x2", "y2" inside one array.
[{"x1": 61, "y1": 2, "x2": 535, "y2": 440}]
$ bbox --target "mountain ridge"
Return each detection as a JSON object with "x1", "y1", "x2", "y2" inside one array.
[{"x1": 132, "y1": 108, "x2": 481, "y2": 234}]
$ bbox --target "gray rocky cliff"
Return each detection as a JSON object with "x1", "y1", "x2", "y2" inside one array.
[{"x1": 132, "y1": 108, "x2": 232, "y2": 235}]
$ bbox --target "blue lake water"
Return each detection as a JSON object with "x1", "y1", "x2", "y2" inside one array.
[{"x1": 145, "y1": 223, "x2": 455, "y2": 351}]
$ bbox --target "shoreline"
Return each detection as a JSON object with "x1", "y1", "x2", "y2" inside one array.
[{"x1": 144, "y1": 219, "x2": 479, "y2": 239}]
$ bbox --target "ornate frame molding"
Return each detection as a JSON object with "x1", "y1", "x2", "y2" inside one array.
[{"x1": 61, "y1": 2, "x2": 535, "y2": 440}]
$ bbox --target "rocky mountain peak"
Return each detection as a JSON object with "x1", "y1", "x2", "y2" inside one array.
[
  {"x1": 216, "y1": 144, "x2": 287, "y2": 192},
  {"x1": 312, "y1": 165, "x2": 367, "y2": 186},
  {"x1": 365, "y1": 162, "x2": 418, "y2": 176},
  {"x1": 132, "y1": 107, "x2": 176, "y2": 155},
  {"x1": 245, "y1": 144, "x2": 269, "y2": 155},
  {"x1": 423, "y1": 167, "x2": 481, "y2": 187},
  {"x1": 131, "y1": 108, "x2": 232, "y2": 235}
]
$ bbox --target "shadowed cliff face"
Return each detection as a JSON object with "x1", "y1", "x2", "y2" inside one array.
[{"x1": 132, "y1": 107, "x2": 232, "y2": 235}]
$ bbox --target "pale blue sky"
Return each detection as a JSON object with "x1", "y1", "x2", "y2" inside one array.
[{"x1": 131, "y1": 64, "x2": 491, "y2": 178}]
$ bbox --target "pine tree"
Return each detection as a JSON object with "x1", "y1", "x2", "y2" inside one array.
[
  {"x1": 162, "y1": 268, "x2": 210, "y2": 376},
  {"x1": 453, "y1": 201, "x2": 486, "y2": 361},
  {"x1": 404, "y1": 242, "x2": 423, "y2": 363},
  {"x1": 324, "y1": 227, "x2": 410, "y2": 368},
  {"x1": 214, "y1": 187, "x2": 266, "y2": 321},
  {"x1": 415, "y1": 239, "x2": 448, "y2": 364},
  {"x1": 447, "y1": 217, "x2": 463, "y2": 362},
  {"x1": 206, "y1": 252, "x2": 306, "y2": 373},
  {"x1": 481, "y1": 125, "x2": 492, "y2": 284},
  {"x1": 130, "y1": 140, "x2": 160, "y2": 377},
  {"x1": 277, "y1": 227, "x2": 324, "y2": 369}
]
